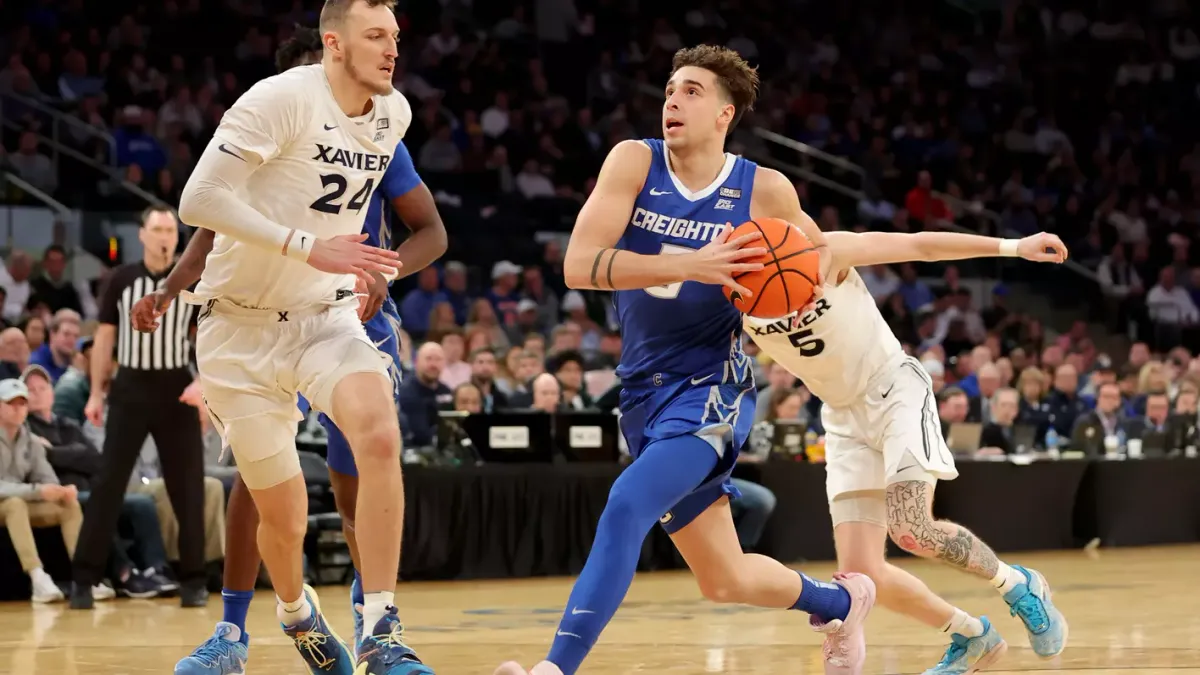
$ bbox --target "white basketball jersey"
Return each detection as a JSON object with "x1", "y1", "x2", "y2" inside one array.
[
  {"x1": 194, "y1": 64, "x2": 412, "y2": 310},
  {"x1": 745, "y1": 268, "x2": 906, "y2": 408}
]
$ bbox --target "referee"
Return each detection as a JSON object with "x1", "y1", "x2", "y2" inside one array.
[{"x1": 71, "y1": 205, "x2": 208, "y2": 609}]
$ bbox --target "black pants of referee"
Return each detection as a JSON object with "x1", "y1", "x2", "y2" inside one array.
[{"x1": 73, "y1": 369, "x2": 206, "y2": 587}]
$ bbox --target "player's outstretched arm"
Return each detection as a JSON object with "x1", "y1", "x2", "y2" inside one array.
[
  {"x1": 824, "y1": 230, "x2": 1068, "y2": 272},
  {"x1": 565, "y1": 140, "x2": 767, "y2": 296},
  {"x1": 131, "y1": 228, "x2": 215, "y2": 333}
]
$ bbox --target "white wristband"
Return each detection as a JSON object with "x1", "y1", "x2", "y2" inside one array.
[
  {"x1": 281, "y1": 229, "x2": 313, "y2": 262},
  {"x1": 998, "y1": 239, "x2": 1019, "y2": 257}
]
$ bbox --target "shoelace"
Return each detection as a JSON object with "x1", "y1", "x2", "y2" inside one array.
[
  {"x1": 936, "y1": 641, "x2": 968, "y2": 667},
  {"x1": 293, "y1": 631, "x2": 337, "y2": 669},
  {"x1": 191, "y1": 637, "x2": 237, "y2": 667},
  {"x1": 1010, "y1": 593, "x2": 1049, "y2": 633}
]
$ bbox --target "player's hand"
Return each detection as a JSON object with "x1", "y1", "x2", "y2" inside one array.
[
  {"x1": 307, "y1": 234, "x2": 401, "y2": 288},
  {"x1": 357, "y1": 271, "x2": 389, "y2": 322},
  {"x1": 60, "y1": 484, "x2": 78, "y2": 503},
  {"x1": 84, "y1": 394, "x2": 105, "y2": 429},
  {"x1": 179, "y1": 380, "x2": 204, "y2": 408},
  {"x1": 1017, "y1": 233, "x2": 1069, "y2": 263},
  {"x1": 684, "y1": 226, "x2": 767, "y2": 298},
  {"x1": 131, "y1": 290, "x2": 174, "y2": 332}
]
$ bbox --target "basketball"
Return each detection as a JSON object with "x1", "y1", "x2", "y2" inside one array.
[{"x1": 721, "y1": 218, "x2": 821, "y2": 318}]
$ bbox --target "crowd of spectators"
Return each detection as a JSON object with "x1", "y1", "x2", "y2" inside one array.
[{"x1": 2, "y1": 0, "x2": 1200, "y2": 598}]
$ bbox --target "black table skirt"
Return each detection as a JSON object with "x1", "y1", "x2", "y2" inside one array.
[{"x1": 3, "y1": 457, "x2": 1198, "y2": 598}]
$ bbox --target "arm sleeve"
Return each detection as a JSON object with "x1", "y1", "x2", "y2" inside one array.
[
  {"x1": 178, "y1": 75, "x2": 314, "y2": 256},
  {"x1": 381, "y1": 141, "x2": 422, "y2": 199}
]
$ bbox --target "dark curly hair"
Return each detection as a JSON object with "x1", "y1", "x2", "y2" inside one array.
[{"x1": 274, "y1": 25, "x2": 323, "y2": 73}]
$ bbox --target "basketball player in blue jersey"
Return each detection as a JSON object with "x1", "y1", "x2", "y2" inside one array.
[
  {"x1": 495, "y1": 45, "x2": 875, "y2": 675},
  {"x1": 131, "y1": 28, "x2": 443, "y2": 675}
]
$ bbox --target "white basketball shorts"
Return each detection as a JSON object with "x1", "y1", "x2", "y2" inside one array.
[
  {"x1": 821, "y1": 356, "x2": 958, "y2": 502},
  {"x1": 194, "y1": 297, "x2": 391, "y2": 489}
]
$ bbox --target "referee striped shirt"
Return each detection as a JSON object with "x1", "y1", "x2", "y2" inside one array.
[{"x1": 99, "y1": 262, "x2": 196, "y2": 371}]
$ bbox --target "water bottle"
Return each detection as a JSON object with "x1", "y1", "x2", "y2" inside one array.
[
  {"x1": 1044, "y1": 427, "x2": 1059, "y2": 452},
  {"x1": 1116, "y1": 428, "x2": 1127, "y2": 452}
]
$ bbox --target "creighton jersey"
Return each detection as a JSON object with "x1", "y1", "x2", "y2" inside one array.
[
  {"x1": 745, "y1": 268, "x2": 906, "y2": 408},
  {"x1": 615, "y1": 139, "x2": 755, "y2": 388},
  {"x1": 359, "y1": 138, "x2": 420, "y2": 348},
  {"x1": 195, "y1": 64, "x2": 413, "y2": 310},
  {"x1": 614, "y1": 139, "x2": 758, "y2": 535}
]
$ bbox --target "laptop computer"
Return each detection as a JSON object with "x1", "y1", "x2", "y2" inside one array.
[
  {"x1": 438, "y1": 411, "x2": 555, "y2": 463},
  {"x1": 1011, "y1": 424, "x2": 1038, "y2": 454},
  {"x1": 464, "y1": 411, "x2": 554, "y2": 463},
  {"x1": 554, "y1": 411, "x2": 621, "y2": 462},
  {"x1": 769, "y1": 419, "x2": 808, "y2": 460},
  {"x1": 1069, "y1": 417, "x2": 1107, "y2": 456},
  {"x1": 946, "y1": 422, "x2": 983, "y2": 454}
]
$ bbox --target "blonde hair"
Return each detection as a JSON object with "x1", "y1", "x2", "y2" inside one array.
[{"x1": 1016, "y1": 367, "x2": 1046, "y2": 401}]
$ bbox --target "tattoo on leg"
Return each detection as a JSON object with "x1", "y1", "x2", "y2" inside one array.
[{"x1": 886, "y1": 481, "x2": 1001, "y2": 579}]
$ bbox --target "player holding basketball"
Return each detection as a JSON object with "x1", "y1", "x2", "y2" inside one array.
[
  {"x1": 174, "y1": 2, "x2": 432, "y2": 674},
  {"x1": 748, "y1": 229, "x2": 1070, "y2": 674},
  {"x1": 134, "y1": 24, "x2": 442, "y2": 675},
  {"x1": 495, "y1": 45, "x2": 876, "y2": 675}
]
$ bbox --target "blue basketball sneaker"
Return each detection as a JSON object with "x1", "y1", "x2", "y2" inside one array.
[
  {"x1": 923, "y1": 616, "x2": 1008, "y2": 674},
  {"x1": 1003, "y1": 566, "x2": 1067, "y2": 658},
  {"x1": 174, "y1": 622, "x2": 250, "y2": 675},
  {"x1": 283, "y1": 585, "x2": 356, "y2": 675},
  {"x1": 355, "y1": 607, "x2": 434, "y2": 674},
  {"x1": 351, "y1": 575, "x2": 364, "y2": 658}
]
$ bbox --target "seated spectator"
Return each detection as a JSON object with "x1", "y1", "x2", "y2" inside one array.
[
  {"x1": 29, "y1": 309, "x2": 80, "y2": 383},
  {"x1": 506, "y1": 299, "x2": 545, "y2": 347},
  {"x1": 399, "y1": 267, "x2": 447, "y2": 339},
  {"x1": 466, "y1": 298, "x2": 511, "y2": 352},
  {"x1": 549, "y1": 350, "x2": 592, "y2": 411},
  {"x1": 31, "y1": 245, "x2": 97, "y2": 319},
  {"x1": 937, "y1": 386, "x2": 969, "y2": 440},
  {"x1": 20, "y1": 316, "x2": 46, "y2": 353},
  {"x1": 727, "y1": 477, "x2": 777, "y2": 554},
  {"x1": 528, "y1": 372, "x2": 563, "y2": 413},
  {"x1": 0, "y1": 327, "x2": 30, "y2": 378},
  {"x1": 1124, "y1": 390, "x2": 1171, "y2": 440},
  {"x1": 437, "y1": 329, "x2": 471, "y2": 390},
  {"x1": 52, "y1": 336, "x2": 92, "y2": 424},
  {"x1": 561, "y1": 291, "x2": 603, "y2": 356},
  {"x1": 467, "y1": 348, "x2": 507, "y2": 413},
  {"x1": 968, "y1": 362, "x2": 1002, "y2": 424},
  {"x1": 1044, "y1": 364, "x2": 1088, "y2": 437},
  {"x1": 22, "y1": 365, "x2": 170, "y2": 597},
  {"x1": 453, "y1": 382, "x2": 483, "y2": 414},
  {"x1": 0, "y1": 378, "x2": 83, "y2": 603},
  {"x1": 978, "y1": 387, "x2": 1021, "y2": 455},
  {"x1": 397, "y1": 342, "x2": 452, "y2": 447},
  {"x1": 1147, "y1": 267, "x2": 1199, "y2": 325},
  {"x1": 1071, "y1": 382, "x2": 1127, "y2": 456},
  {"x1": 755, "y1": 361, "x2": 797, "y2": 422}
]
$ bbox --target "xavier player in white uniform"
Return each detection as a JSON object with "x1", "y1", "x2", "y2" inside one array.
[
  {"x1": 749, "y1": 229, "x2": 1070, "y2": 674},
  {"x1": 177, "y1": 2, "x2": 427, "y2": 673}
]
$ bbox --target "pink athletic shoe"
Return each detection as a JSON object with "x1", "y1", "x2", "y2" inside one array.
[{"x1": 809, "y1": 572, "x2": 877, "y2": 675}]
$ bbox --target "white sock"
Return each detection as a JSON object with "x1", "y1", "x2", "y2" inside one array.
[
  {"x1": 362, "y1": 591, "x2": 395, "y2": 634},
  {"x1": 990, "y1": 562, "x2": 1024, "y2": 595},
  {"x1": 940, "y1": 608, "x2": 985, "y2": 638},
  {"x1": 276, "y1": 594, "x2": 313, "y2": 627},
  {"x1": 530, "y1": 662, "x2": 564, "y2": 675}
]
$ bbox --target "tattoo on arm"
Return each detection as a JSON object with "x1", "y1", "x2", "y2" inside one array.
[
  {"x1": 605, "y1": 249, "x2": 619, "y2": 289},
  {"x1": 885, "y1": 480, "x2": 1001, "y2": 579},
  {"x1": 590, "y1": 250, "x2": 605, "y2": 289}
]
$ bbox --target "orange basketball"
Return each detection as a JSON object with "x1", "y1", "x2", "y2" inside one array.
[{"x1": 722, "y1": 218, "x2": 820, "y2": 318}]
